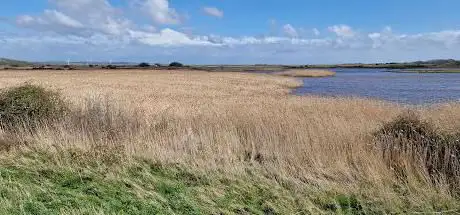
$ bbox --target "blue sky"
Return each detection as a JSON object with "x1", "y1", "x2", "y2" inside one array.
[{"x1": 1, "y1": 0, "x2": 460, "y2": 64}]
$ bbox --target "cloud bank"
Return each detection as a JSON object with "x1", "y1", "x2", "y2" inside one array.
[{"x1": 2, "y1": 0, "x2": 460, "y2": 64}]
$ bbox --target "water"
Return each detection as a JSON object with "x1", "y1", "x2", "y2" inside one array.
[{"x1": 293, "y1": 69, "x2": 460, "y2": 105}]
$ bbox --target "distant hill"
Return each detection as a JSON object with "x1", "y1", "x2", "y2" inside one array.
[
  {"x1": 412, "y1": 59, "x2": 460, "y2": 67},
  {"x1": 0, "y1": 58, "x2": 33, "y2": 67}
]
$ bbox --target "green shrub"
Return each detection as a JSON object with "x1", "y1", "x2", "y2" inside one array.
[
  {"x1": 138, "y1": 62, "x2": 150, "y2": 67},
  {"x1": 169, "y1": 62, "x2": 183, "y2": 67},
  {"x1": 377, "y1": 111, "x2": 436, "y2": 140},
  {"x1": 374, "y1": 111, "x2": 460, "y2": 192},
  {"x1": 0, "y1": 84, "x2": 68, "y2": 129}
]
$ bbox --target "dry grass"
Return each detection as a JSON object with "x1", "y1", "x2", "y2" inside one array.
[
  {"x1": 0, "y1": 69, "x2": 460, "y2": 213},
  {"x1": 274, "y1": 69, "x2": 336, "y2": 77}
]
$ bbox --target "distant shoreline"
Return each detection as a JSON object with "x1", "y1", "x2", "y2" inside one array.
[
  {"x1": 385, "y1": 69, "x2": 460, "y2": 74},
  {"x1": 2, "y1": 65, "x2": 460, "y2": 73},
  {"x1": 2, "y1": 58, "x2": 460, "y2": 71}
]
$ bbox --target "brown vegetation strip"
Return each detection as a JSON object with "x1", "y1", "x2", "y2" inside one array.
[{"x1": 274, "y1": 69, "x2": 336, "y2": 77}]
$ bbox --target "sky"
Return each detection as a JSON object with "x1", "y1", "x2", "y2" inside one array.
[{"x1": 1, "y1": 0, "x2": 460, "y2": 64}]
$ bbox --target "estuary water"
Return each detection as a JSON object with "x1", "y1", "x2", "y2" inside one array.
[{"x1": 293, "y1": 69, "x2": 460, "y2": 105}]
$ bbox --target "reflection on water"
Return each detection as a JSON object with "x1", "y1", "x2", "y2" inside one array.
[{"x1": 293, "y1": 69, "x2": 460, "y2": 105}]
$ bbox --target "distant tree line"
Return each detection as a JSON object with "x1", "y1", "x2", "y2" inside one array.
[{"x1": 137, "y1": 62, "x2": 184, "y2": 68}]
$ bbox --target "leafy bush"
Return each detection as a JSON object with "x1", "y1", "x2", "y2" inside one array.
[
  {"x1": 169, "y1": 62, "x2": 183, "y2": 67},
  {"x1": 0, "y1": 84, "x2": 68, "y2": 129},
  {"x1": 374, "y1": 111, "x2": 460, "y2": 191}
]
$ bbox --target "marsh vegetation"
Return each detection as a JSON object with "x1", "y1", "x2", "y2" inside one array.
[
  {"x1": 0, "y1": 69, "x2": 459, "y2": 214},
  {"x1": 274, "y1": 69, "x2": 336, "y2": 77}
]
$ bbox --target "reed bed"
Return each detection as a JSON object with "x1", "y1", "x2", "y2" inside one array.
[
  {"x1": 274, "y1": 69, "x2": 336, "y2": 77},
  {"x1": 0, "y1": 69, "x2": 459, "y2": 214}
]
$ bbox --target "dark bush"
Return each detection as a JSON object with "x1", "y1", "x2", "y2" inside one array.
[
  {"x1": 0, "y1": 84, "x2": 68, "y2": 130},
  {"x1": 374, "y1": 111, "x2": 460, "y2": 191},
  {"x1": 138, "y1": 62, "x2": 150, "y2": 67},
  {"x1": 377, "y1": 111, "x2": 436, "y2": 141},
  {"x1": 102, "y1": 65, "x2": 117, "y2": 69},
  {"x1": 32, "y1": 65, "x2": 45, "y2": 70},
  {"x1": 169, "y1": 62, "x2": 183, "y2": 67}
]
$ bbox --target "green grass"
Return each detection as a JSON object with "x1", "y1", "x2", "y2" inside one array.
[
  {"x1": 0, "y1": 149, "x2": 458, "y2": 214},
  {"x1": 0, "y1": 151, "x2": 274, "y2": 214},
  {"x1": 0, "y1": 150, "x2": 378, "y2": 214},
  {"x1": 0, "y1": 151, "x2": 272, "y2": 214}
]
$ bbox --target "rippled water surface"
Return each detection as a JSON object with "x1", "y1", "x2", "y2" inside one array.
[{"x1": 293, "y1": 69, "x2": 460, "y2": 105}]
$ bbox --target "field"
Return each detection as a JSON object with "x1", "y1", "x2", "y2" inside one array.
[{"x1": 0, "y1": 69, "x2": 460, "y2": 214}]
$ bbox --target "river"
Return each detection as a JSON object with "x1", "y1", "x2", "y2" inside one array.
[{"x1": 293, "y1": 68, "x2": 460, "y2": 105}]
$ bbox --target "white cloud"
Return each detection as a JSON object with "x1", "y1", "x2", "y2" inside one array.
[
  {"x1": 12, "y1": 0, "x2": 199, "y2": 47},
  {"x1": 368, "y1": 27, "x2": 460, "y2": 50},
  {"x1": 7, "y1": 23, "x2": 460, "y2": 51},
  {"x1": 3, "y1": 28, "x2": 460, "y2": 64},
  {"x1": 313, "y1": 28, "x2": 320, "y2": 36},
  {"x1": 16, "y1": 10, "x2": 84, "y2": 30},
  {"x1": 283, "y1": 24, "x2": 298, "y2": 37},
  {"x1": 49, "y1": 0, "x2": 112, "y2": 12},
  {"x1": 43, "y1": 10, "x2": 84, "y2": 28},
  {"x1": 129, "y1": 28, "x2": 217, "y2": 46},
  {"x1": 142, "y1": 25, "x2": 157, "y2": 32},
  {"x1": 16, "y1": 0, "x2": 131, "y2": 36},
  {"x1": 7, "y1": 1, "x2": 460, "y2": 65},
  {"x1": 203, "y1": 7, "x2": 224, "y2": 18},
  {"x1": 328, "y1": 25, "x2": 355, "y2": 38},
  {"x1": 16, "y1": 15, "x2": 37, "y2": 25},
  {"x1": 202, "y1": 35, "x2": 331, "y2": 47},
  {"x1": 141, "y1": 0, "x2": 181, "y2": 24}
]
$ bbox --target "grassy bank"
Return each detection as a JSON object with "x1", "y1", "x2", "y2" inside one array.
[
  {"x1": 0, "y1": 69, "x2": 459, "y2": 214},
  {"x1": 0, "y1": 150, "x2": 398, "y2": 214},
  {"x1": 274, "y1": 69, "x2": 336, "y2": 77}
]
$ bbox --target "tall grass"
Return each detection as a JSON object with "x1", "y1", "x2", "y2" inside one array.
[
  {"x1": 374, "y1": 111, "x2": 460, "y2": 193},
  {"x1": 0, "y1": 70, "x2": 459, "y2": 213}
]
